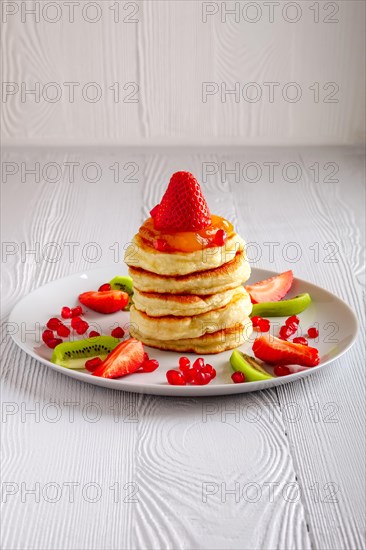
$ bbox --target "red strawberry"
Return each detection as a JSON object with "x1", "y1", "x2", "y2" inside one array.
[
  {"x1": 252, "y1": 335, "x2": 319, "y2": 367},
  {"x1": 245, "y1": 270, "x2": 294, "y2": 303},
  {"x1": 93, "y1": 338, "x2": 145, "y2": 378},
  {"x1": 154, "y1": 171, "x2": 211, "y2": 231},
  {"x1": 79, "y1": 290, "x2": 129, "y2": 314}
]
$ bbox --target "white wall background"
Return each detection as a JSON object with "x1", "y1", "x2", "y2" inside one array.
[{"x1": 1, "y1": 0, "x2": 365, "y2": 145}]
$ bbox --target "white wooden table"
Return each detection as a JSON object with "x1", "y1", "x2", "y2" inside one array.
[{"x1": 1, "y1": 146, "x2": 365, "y2": 550}]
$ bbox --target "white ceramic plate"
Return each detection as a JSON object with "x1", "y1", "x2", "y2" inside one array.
[{"x1": 9, "y1": 266, "x2": 358, "y2": 396}]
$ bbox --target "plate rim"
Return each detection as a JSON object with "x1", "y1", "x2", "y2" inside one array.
[{"x1": 8, "y1": 266, "x2": 359, "y2": 397}]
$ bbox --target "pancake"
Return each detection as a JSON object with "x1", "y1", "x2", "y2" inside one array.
[
  {"x1": 129, "y1": 292, "x2": 252, "y2": 340},
  {"x1": 133, "y1": 286, "x2": 250, "y2": 317},
  {"x1": 129, "y1": 252, "x2": 250, "y2": 295},
  {"x1": 125, "y1": 233, "x2": 245, "y2": 276},
  {"x1": 129, "y1": 322, "x2": 253, "y2": 354}
]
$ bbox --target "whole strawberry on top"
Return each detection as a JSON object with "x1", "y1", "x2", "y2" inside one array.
[{"x1": 153, "y1": 171, "x2": 211, "y2": 232}]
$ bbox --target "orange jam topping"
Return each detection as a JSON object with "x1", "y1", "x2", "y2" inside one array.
[{"x1": 138, "y1": 215, "x2": 234, "y2": 253}]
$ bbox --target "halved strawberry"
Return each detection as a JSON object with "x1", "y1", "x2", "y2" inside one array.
[
  {"x1": 79, "y1": 290, "x2": 129, "y2": 314},
  {"x1": 252, "y1": 335, "x2": 319, "y2": 367},
  {"x1": 154, "y1": 171, "x2": 211, "y2": 231},
  {"x1": 93, "y1": 338, "x2": 145, "y2": 378},
  {"x1": 245, "y1": 270, "x2": 294, "y2": 303}
]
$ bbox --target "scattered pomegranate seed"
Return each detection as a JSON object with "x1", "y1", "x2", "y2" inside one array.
[
  {"x1": 89, "y1": 331, "x2": 101, "y2": 338},
  {"x1": 193, "y1": 357, "x2": 205, "y2": 370},
  {"x1": 279, "y1": 325, "x2": 294, "y2": 340},
  {"x1": 274, "y1": 365, "x2": 290, "y2": 377},
  {"x1": 46, "y1": 317, "x2": 61, "y2": 330},
  {"x1": 141, "y1": 359, "x2": 159, "y2": 373},
  {"x1": 286, "y1": 322, "x2": 298, "y2": 334},
  {"x1": 214, "y1": 229, "x2": 227, "y2": 247},
  {"x1": 293, "y1": 336, "x2": 308, "y2": 346},
  {"x1": 201, "y1": 364, "x2": 216, "y2": 379},
  {"x1": 179, "y1": 357, "x2": 191, "y2": 372},
  {"x1": 46, "y1": 338, "x2": 63, "y2": 349},
  {"x1": 98, "y1": 283, "x2": 111, "y2": 292},
  {"x1": 85, "y1": 357, "x2": 103, "y2": 372},
  {"x1": 61, "y1": 306, "x2": 72, "y2": 319},
  {"x1": 193, "y1": 372, "x2": 211, "y2": 385},
  {"x1": 286, "y1": 315, "x2": 299, "y2": 326},
  {"x1": 71, "y1": 316, "x2": 83, "y2": 329},
  {"x1": 251, "y1": 316, "x2": 262, "y2": 327},
  {"x1": 307, "y1": 327, "x2": 319, "y2": 338},
  {"x1": 166, "y1": 370, "x2": 186, "y2": 385},
  {"x1": 153, "y1": 239, "x2": 169, "y2": 252},
  {"x1": 57, "y1": 323, "x2": 70, "y2": 338},
  {"x1": 150, "y1": 204, "x2": 160, "y2": 218},
  {"x1": 143, "y1": 352, "x2": 149, "y2": 362},
  {"x1": 76, "y1": 321, "x2": 89, "y2": 335},
  {"x1": 111, "y1": 326, "x2": 125, "y2": 338},
  {"x1": 231, "y1": 371, "x2": 245, "y2": 384},
  {"x1": 183, "y1": 368, "x2": 199, "y2": 383},
  {"x1": 251, "y1": 316, "x2": 270, "y2": 331},
  {"x1": 42, "y1": 329, "x2": 54, "y2": 343},
  {"x1": 258, "y1": 318, "x2": 270, "y2": 332},
  {"x1": 71, "y1": 306, "x2": 83, "y2": 317}
]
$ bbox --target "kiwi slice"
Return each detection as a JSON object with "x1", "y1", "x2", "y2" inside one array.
[
  {"x1": 109, "y1": 276, "x2": 134, "y2": 310},
  {"x1": 51, "y1": 336, "x2": 120, "y2": 369}
]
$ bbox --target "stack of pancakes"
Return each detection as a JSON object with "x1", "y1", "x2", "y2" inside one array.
[{"x1": 124, "y1": 230, "x2": 253, "y2": 354}]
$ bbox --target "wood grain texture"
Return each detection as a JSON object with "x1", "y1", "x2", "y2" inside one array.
[
  {"x1": 1, "y1": 146, "x2": 365, "y2": 550},
  {"x1": 1, "y1": 1, "x2": 365, "y2": 145}
]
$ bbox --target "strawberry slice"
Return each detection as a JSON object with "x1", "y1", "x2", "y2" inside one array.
[
  {"x1": 79, "y1": 290, "x2": 129, "y2": 314},
  {"x1": 93, "y1": 338, "x2": 145, "y2": 378},
  {"x1": 245, "y1": 270, "x2": 294, "y2": 303},
  {"x1": 154, "y1": 171, "x2": 211, "y2": 231},
  {"x1": 253, "y1": 335, "x2": 319, "y2": 367}
]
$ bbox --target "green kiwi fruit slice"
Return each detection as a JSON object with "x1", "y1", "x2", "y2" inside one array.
[
  {"x1": 109, "y1": 276, "x2": 134, "y2": 310},
  {"x1": 51, "y1": 336, "x2": 120, "y2": 369}
]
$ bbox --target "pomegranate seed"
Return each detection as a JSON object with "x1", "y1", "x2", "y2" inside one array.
[
  {"x1": 201, "y1": 364, "x2": 216, "y2": 379},
  {"x1": 251, "y1": 316, "x2": 262, "y2": 328},
  {"x1": 286, "y1": 322, "x2": 298, "y2": 335},
  {"x1": 143, "y1": 352, "x2": 149, "y2": 362},
  {"x1": 179, "y1": 356, "x2": 191, "y2": 371},
  {"x1": 274, "y1": 365, "x2": 290, "y2": 377},
  {"x1": 46, "y1": 338, "x2": 63, "y2": 349},
  {"x1": 279, "y1": 325, "x2": 293, "y2": 340},
  {"x1": 46, "y1": 317, "x2": 61, "y2": 330},
  {"x1": 214, "y1": 229, "x2": 227, "y2": 247},
  {"x1": 193, "y1": 357, "x2": 205, "y2": 370},
  {"x1": 231, "y1": 371, "x2": 245, "y2": 384},
  {"x1": 286, "y1": 315, "x2": 299, "y2": 326},
  {"x1": 89, "y1": 331, "x2": 101, "y2": 338},
  {"x1": 57, "y1": 323, "x2": 70, "y2": 338},
  {"x1": 166, "y1": 370, "x2": 186, "y2": 386},
  {"x1": 142, "y1": 359, "x2": 159, "y2": 373},
  {"x1": 192, "y1": 372, "x2": 211, "y2": 385},
  {"x1": 258, "y1": 318, "x2": 270, "y2": 332},
  {"x1": 183, "y1": 368, "x2": 199, "y2": 383},
  {"x1": 293, "y1": 336, "x2": 308, "y2": 346},
  {"x1": 150, "y1": 204, "x2": 160, "y2": 218},
  {"x1": 111, "y1": 327, "x2": 125, "y2": 338},
  {"x1": 71, "y1": 316, "x2": 83, "y2": 329},
  {"x1": 76, "y1": 321, "x2": 89, "y2": 335},
  {"x1": 85, "y1": 357, "x2": 103, "y2": 372},
  {"x1": 98, "y1": 283, "x2": 111, "y2": 292},
  {"x1": 153, "y1": 239, "x2": 169, "y2": 252},
  {"x1": 307, "y1": 327, "x2": 319, "y2": 338},
  {"x1": 61, "y1": 306, "x2": 72, "y2": 319},
  {"x1": 71, "y1": 306, "x2": 83, "y2": 317},
  {"x1": 42, "y1": 329, "x2": 54, "y2": 343}
]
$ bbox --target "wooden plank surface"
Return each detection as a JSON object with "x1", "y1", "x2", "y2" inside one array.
[
  {"x1": 1, "y1": 146, "x2": 365, "y2": 550},
  {"x1": 2, "y1": 1, "x2": 365, "y2": 146}
]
